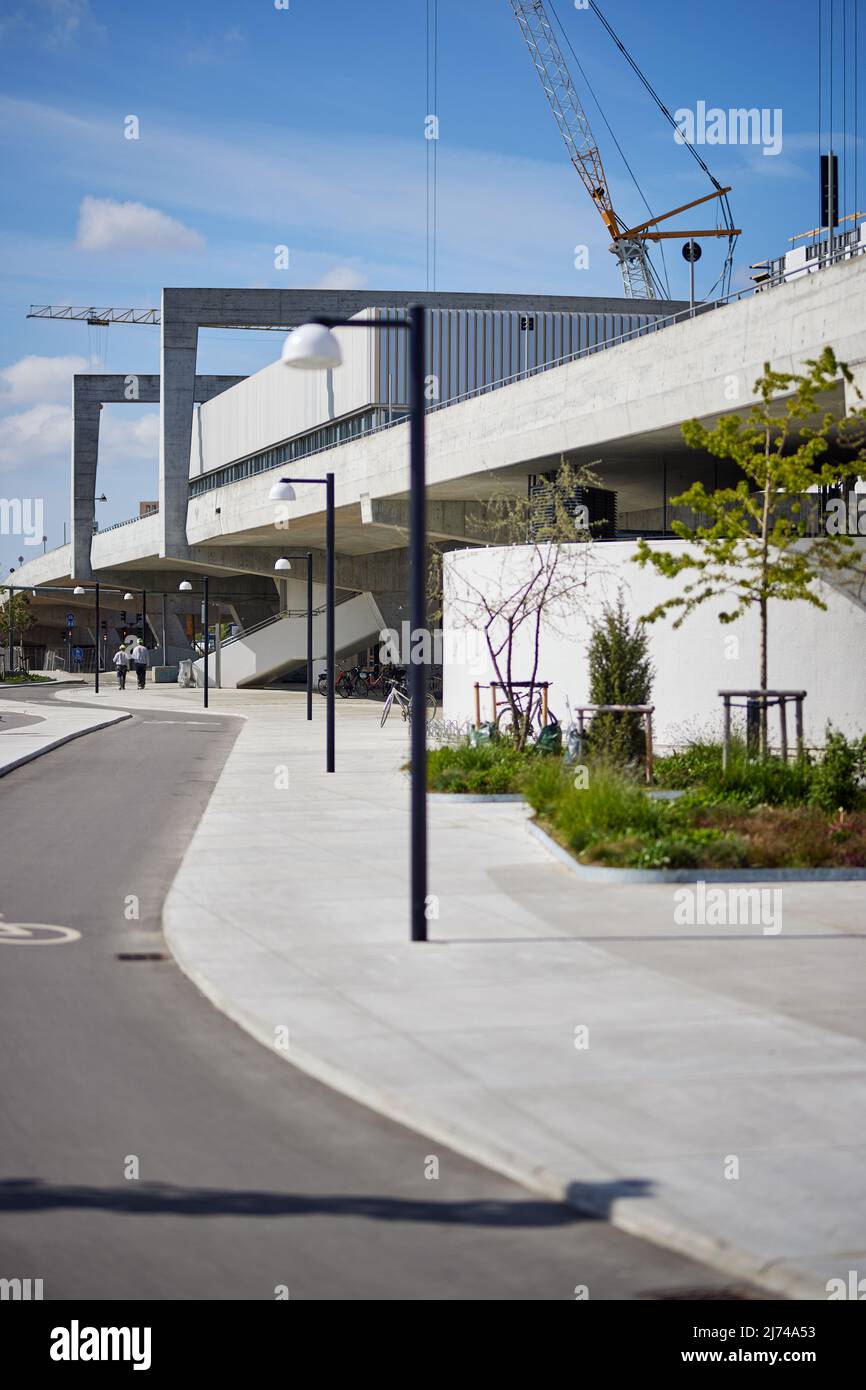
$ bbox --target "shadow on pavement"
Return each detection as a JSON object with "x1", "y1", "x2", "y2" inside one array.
[{"x1": 0, "y1": 1177, "x2": 653, "y2": 1225}]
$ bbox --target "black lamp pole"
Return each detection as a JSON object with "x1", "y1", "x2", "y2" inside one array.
[
  {"x1": 7, "y1": 586, "x2": 13, "y2": 670},
  {"x1": 203, "y1": 576, "x2": 209, "y2": 710},
  {"x1": 407, "y1": 304, "x2": 428, "y2": 942},
  {"x1": 305, "y1": 552, "x2": 314, "y2": 721},
  {"x1": 275, "y1": 553, "x2": 315, "y2": 721},
  {"x1": 94, "y1": 582, "x2": 100, "y2": 693},
  {"x1": 325, "y1": 473, "x2": 335, "y2": 770},
  {"x1": 279, "y1": 479, "x2": 335, "y2": 769},
  {"x1": 290, "y1": 312, "x2": 428, "y2": 941}
]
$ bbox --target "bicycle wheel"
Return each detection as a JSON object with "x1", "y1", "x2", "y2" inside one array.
[
  {"x1": 336, "y1": 674, "x2": 352, "y2": 699},
  {"x1": 380, "y1": 688, "x2": 396, "y2": 727},
  {"x1": 355, "y1": 673, "x2": 370, "y2": 698},
  {"x1": 425, "y1": 688, "x2": 438, "y2": 723},
  {"x1": 496, "y1": 704, "x2": 522, "y2": 740},
  {"x1": 317, "y1": 673, "x2": 328, "y2": 697}
]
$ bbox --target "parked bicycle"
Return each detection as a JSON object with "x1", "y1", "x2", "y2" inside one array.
[
  {"x1": 354, "y1": 664, "x2": 403, "y2": 699},
  {"x1": 317, "y1": 665, "x2": 367, "y2": 699},
  {"x1": 494, "y1": 682, "x2": 557, "y2": 741},
  {"x1": 380, "y1": 675, "x2": 438, "y2": 728}
]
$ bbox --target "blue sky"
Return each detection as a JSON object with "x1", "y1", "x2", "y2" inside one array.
[{"x1": 0, "y1": 0, "x2": 854, "y2": 574}]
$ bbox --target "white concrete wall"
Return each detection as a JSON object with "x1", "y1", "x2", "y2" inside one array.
[
  {"x1": 443, "y1": 541, "x2": 866, "y2": 748},
  {"x1": 189, "y1": 319, "x2": 376, "y2": 476}
]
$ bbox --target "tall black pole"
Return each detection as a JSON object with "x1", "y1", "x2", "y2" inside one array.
[
  {"x1": 94, "y1": 582, "x2": 100, "y2": 694},
  {"x1": 141, "y1": 588, "x2": 147, "y2": 651},
  {"x1": 7, "y1": 586, "x2": 14, "y2": 670},
  {"x1": 408, "y1": 304, "x2": 428, "y2": 943},
  {"x1": 203, "y1": 576, "x2": 209, "y2": 710},
  {"x1": 325, "y1": 473, "x2": 335, "y2": 772},
  {"x1": 306, "y1": 551, "x2": 313, "y2": 722}
]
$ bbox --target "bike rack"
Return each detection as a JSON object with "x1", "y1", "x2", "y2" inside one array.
[
  {"x1": 473, "y1": 680, "x2": 552, "y2": 729},
  {"x1": 569, "y1": 704, "x2": 656, "y2": 783}
]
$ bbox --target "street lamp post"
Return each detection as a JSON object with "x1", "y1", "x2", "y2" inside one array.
[
  {"x1": 274, "y1": 552, "x2": 315, "y2": 720},
  {"x1": 269, "y1": 477, "x2": 335, "y2": 770},
  {"x1": 279, "y1": 308, "x2": 428, "y2": 943},
  {"x1": 178, "y1": 577, "x2": 210, "y2": 709},
  {"x1": 94, "y1": 582, "x2": 100, "y2": 693}
]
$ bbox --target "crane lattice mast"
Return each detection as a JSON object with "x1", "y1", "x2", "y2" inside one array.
[{"x1": 509, "y1": 0, "x2": 658, "y2": 299}]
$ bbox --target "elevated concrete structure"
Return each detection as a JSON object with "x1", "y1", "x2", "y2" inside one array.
[
  {"x1": 10, "y1": 260, "x2": 865, "y2": 686},
  {"x1": 72, "y1": 373, "x2": 245, "y2": 580},
  {"x1": 158, "y1": 287, "x2": 673, "y2": 559}
]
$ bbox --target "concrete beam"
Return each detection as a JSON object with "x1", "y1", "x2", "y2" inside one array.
[
  {"x1": 186, "y1": 543, "x2": 409, "y2": 596},
  {"x1": 365, "y1": 498, "x2": 494, "y2": 545},
  {"x1": 72, "y1": 372, "x2": 245, "y2": 581}
]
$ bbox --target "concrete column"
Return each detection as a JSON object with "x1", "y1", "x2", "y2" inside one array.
[
  {"x1": 70, "y1": 391, "x2": 101, "y2": 580},
  {"x1": 160, "y1": 301, "x2": 199, "y2": 560}
]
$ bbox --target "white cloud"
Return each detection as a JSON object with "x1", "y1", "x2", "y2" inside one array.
[
  {"x1": 44, "y1": 0, "x2": 98, "y2": 45},
  {"x1": 0, "y1": 354, "x2": 90, "y2": 406},
  {"x1": 100, "y1": 409, "x2": 159, "y2": 462},
  {"x1": 0, "y1": 403, "x2": 70, "y2": 471},
  {"x1": 75, "y1": 196, "x2": 204, "y2": 255},
  {"x1": 0, "y1": 397, "x2": 158, "y2": 476},
  {"x1": 316, "y1": 264, "x2": 369, "y2": 291},
  {"x1": 0, "y1": 1, "x2": 103, "y2": 49}
]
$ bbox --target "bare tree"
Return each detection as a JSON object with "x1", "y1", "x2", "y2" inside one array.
[{"x1": 444, "y1": 458, "x2": 604, "y2": 749}]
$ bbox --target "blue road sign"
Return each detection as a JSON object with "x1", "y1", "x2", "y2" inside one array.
[
  {"x1": 71, "y1": 646, "x2": 83, "y2": 663},
  {"x1": 66, "y1": 613, "x2": 75, "y2": 628}
]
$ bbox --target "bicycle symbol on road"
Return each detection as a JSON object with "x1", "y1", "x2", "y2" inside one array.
[{"x1": 0, "y1": 918, "x2": 81, "y2": 944}]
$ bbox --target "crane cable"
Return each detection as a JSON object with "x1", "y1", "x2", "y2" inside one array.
[
  {"x1": 547, "y1": 0, "x2": 670, "y2": 298},
  {"x1": 426, "y1": 0, "x2": 439, "y2": 292},
  {"x1": 588, "y1": 0, "x2": 738, "y2": 294}
]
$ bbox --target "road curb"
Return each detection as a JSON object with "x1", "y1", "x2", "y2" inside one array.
[
  {"x1": 0, "y1": 709, "x2": 132, "y2": 778},
  {"x1": 163, "y1": 896, "x2": 824, "y2": 1303}
]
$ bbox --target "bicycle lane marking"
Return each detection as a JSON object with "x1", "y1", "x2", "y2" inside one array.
[{"x1": 0, "y1": 920, "x2": 81, "y2": 944}]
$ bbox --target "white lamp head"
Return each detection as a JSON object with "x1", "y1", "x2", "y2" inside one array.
[
  {"x1": 274, "y1": 558, "x2": 292, "y2": 572},
  {"x1": 178, "y1": 580, "x2": 193, "y2": 592},
  {"x1": 73, "y1": 585, "x2": 86, "y2": 595},
  {"x1": 281, "y1": 322, "x2": 342, "y2": 371},
  {"x1": 268, "y1": 478, "x2": 296, "y2": 503},
  {"x1": 123, "y1": 591, "x2": 134, "y2": 601}
]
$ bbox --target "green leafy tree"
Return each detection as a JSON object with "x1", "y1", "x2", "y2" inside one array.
[
  {"x1": 0, "y1": 591, "x2": 35, "y2": 647},
  {"x1": 634, "y1": 348, "x2": 866, "y2": 753},
  {"x1": 585, "y1": 591, "x2": 654, "y2": 764}
]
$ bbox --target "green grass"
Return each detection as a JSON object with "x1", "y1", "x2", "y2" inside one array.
[
  {"x1": 424, "y1": 732, "x2": 866, "y2": 869},
  {"x1": 426, "y1": 742, "x2": 528, "y2": 795},
  {"x1": 0, "y1": 672, "x2": 52, "y2": 684}
]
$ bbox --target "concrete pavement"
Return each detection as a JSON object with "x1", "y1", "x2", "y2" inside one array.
[
  {"x1": 0, "y1": 691, "x2": 736, "y2": 1299},
  {"x1": 0, "y1": 684, "x2": 130, "y2": 777},
  {"x1": 55, "y1": 683, "x2": 866, "y2": 1298}
]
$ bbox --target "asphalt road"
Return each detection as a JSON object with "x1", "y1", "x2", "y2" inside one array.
[{"x1": 0, "y1": 688, "x2": 751, "y2": 1300}]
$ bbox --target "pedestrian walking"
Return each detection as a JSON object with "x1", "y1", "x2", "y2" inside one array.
[
  {"x1": 112, "y1": 643, "x2": 130, "y2": 690},
  {"x1": 129, "y1": 638, "x2": 149, "y2": 690}
]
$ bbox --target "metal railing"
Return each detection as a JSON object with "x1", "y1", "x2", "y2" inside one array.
[
  {"x1": 217, "y1": 603, "x2": 328, "y2": 651},
  {"x1": 96, "y1": 508, "x2": 159, "y2": 535}
]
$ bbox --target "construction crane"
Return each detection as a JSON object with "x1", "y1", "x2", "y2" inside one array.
[
  {"x1": 26, "y1": 305, "x2": 294, "y2": 330},
  {"x1": 508, "y1": 0, "x2": 740, "y2": 300},
  {"x1": 27, "y1": 305, "x2": 161, "y2": 325}
]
